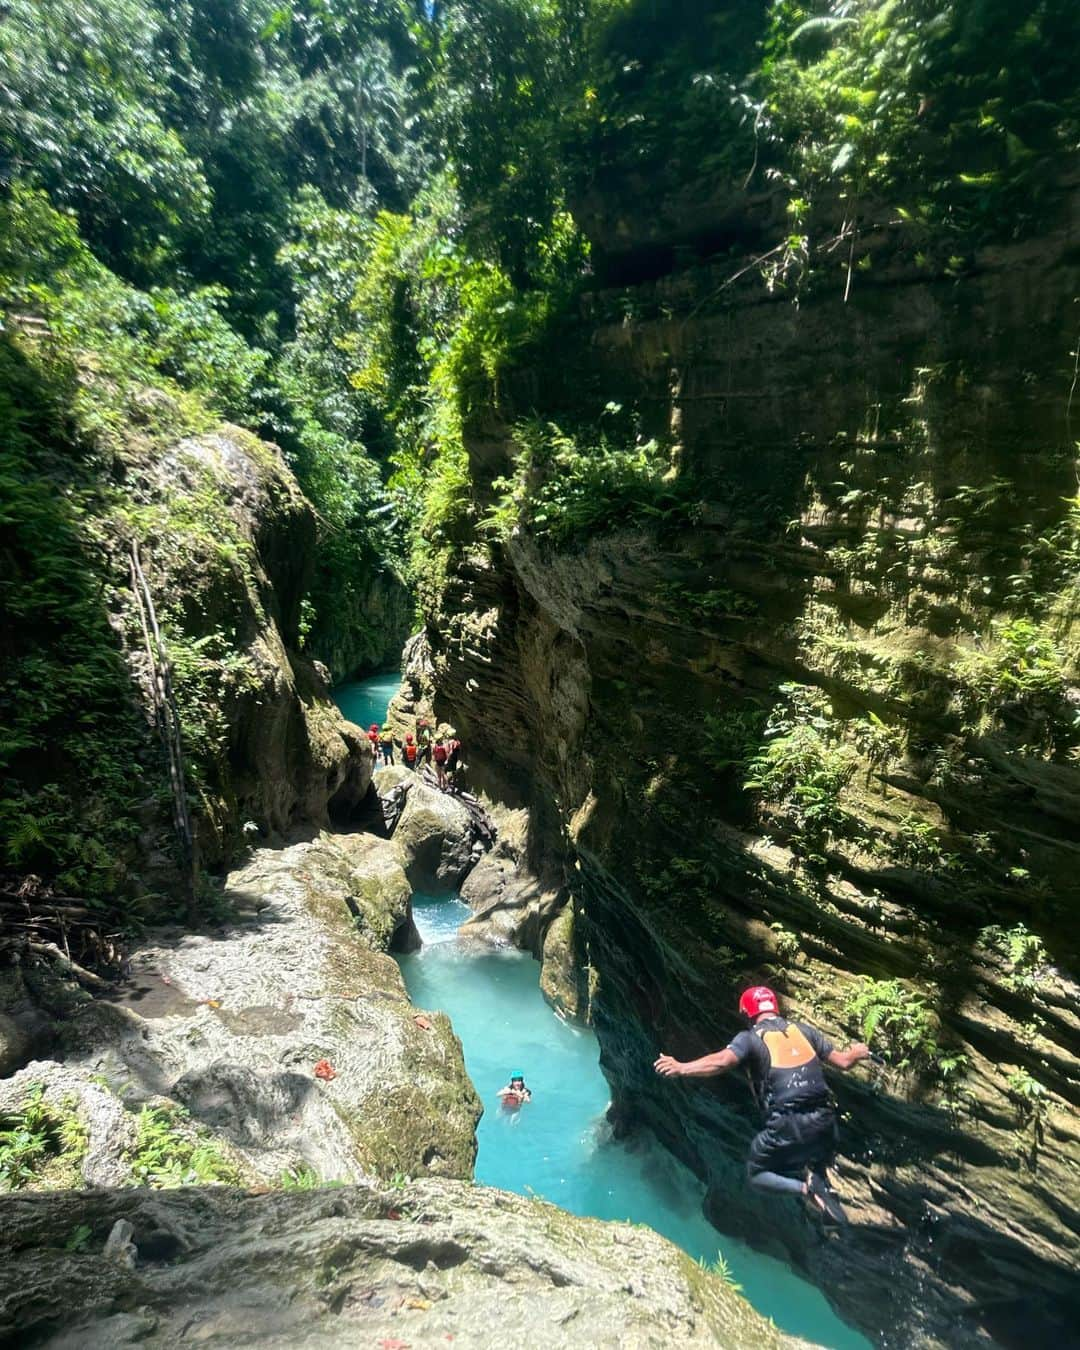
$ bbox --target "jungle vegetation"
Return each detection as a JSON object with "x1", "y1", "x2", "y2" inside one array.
[{"x1": 2, "y1": 0, "x2": 1078, "y2": 915}]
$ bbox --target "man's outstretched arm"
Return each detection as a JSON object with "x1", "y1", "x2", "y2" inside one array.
[
  {"x1": 654, "y1": 1048, "x2": 740, "y2": 1078},
  {"x1": 826, "y1": 1043, "x2": 871, "y2": 1070}
]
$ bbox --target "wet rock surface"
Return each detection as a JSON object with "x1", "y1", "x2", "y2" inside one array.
[
  {"x1": 0, "y1": 1179, "x2": 813, "y2": 1349},
  {"x1": 459, "y1": 803, "x2": 565, "y2": 953},
  {"x1": 538, "y1": 904, "x2": 593, "y2": 1023},
  {"x1": 2, "y1": 833, "x2": 479, "y2": 1187}
]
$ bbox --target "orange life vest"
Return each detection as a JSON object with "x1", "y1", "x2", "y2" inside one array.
[{"x1": 752, "y1": 1020, "x2": 831, "y2": 1115}]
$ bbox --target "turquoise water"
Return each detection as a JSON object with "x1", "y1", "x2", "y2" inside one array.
[
  {"x1": 333, "y1": 672, "x2": 868, "y2": 1347},
  {"x1": 399, "y1": 895, "x2": 870, "y2": 1350},
  {"x1": 333, "y1": 671, "x2": 401, "y2": 731}
]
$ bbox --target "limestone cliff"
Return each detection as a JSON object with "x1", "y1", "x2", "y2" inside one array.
[
  {"x1": 1, "y1": 379, "x2": 376, "y2": 915},
  {"x1": 115, "y1": 427, "x2": 375, "y2": 886},
  {"x1": 421, "y1": 187, "x2": 1080, "y2": 1346}
]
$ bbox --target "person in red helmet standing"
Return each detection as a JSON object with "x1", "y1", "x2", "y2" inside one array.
[
  {"x1": 367, "y1": 723, "x2": 380, "y2": 756},
  {"x1": 654, "y1": 985, "x2": 870, "y2": 1223}
]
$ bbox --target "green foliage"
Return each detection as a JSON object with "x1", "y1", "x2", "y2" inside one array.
[
  {"x1": 701, "y1": 707, "x2": 769, "y2": 774},
  {"x1": 1005, "y1": 1067, "x2": 1048, "y2": 1169},
  {"x1": 0, "y1": 0, "x2": 212, "y2": 278},
  {"x1": 0, "y1": 1086, "x2": 88, "y2": 1192},
  {"x1": 485, "y1": 416, "x2": 673, "y2": 547},
  {"x1": 845, "y1": 977, "x2": 939, "y2": 1074},
  {"x1": 652, "y1": 582, "x2": 758, "y2": 625},
  {"x1": 277, "y1": 1163, "x2": 343, "y2": 1191},
  {"x1": 981, "y1": 924, "x2": 1048, "y2": 992},
  {"x1": 130, "y1": 1103, "x2": 242, "y2": 1188},
  {"x1": 0, "y1": 334, "x2": 152, "y2": 901},
  {"x1": 769, "y1": 923, "x2": 802, "y2": 963},
  {"x1": 746, "y1": 684, "x2": 858, "y2": 851},
  {"x1": 697, "y1": 1251, "x2": 743, "y2": 1293},
  {"x1": 890, "y1": 814, "x2": 962, "y2": 873},
  {"x1": 758, "y1": 0, "x2": 1080, "y2": 256},
  {"x1": 953, "y1": 617, "x2": 1069, "y2": 704},
  {"x1": 64, "y1": 1223, "x2": 94, "y2": 1252}
]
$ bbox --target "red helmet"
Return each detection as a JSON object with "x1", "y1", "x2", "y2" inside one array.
[
  {"x1": 738, "y1": 985, "x2": 779, "y2": 1019},
  {"x1": 369, "y1": 724, "x2": 379, "y2": 732},
  {"x1": 405, "y1": 733, "x2": 414, "y2": 742}
]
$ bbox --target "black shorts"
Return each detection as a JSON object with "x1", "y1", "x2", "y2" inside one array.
[{"x1": 747, "y1": 1107, "x2": 838, "y2": 1179}]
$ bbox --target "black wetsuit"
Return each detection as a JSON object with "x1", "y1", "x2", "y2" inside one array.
[{"x1": 726, "y1": 1016, "x2": 837, "y2": 1196}]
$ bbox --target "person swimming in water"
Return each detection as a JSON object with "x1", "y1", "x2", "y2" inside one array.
[{"x1": 497, "y1": 1072, "x2": 532, "y2": 1108}]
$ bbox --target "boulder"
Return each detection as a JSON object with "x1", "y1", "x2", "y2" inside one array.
[
  {"x1": 392, "y1": 782, "x2": 475, "y2": 894},
  {"x1": 338, "y1": 832, "x2": 418, "y2": 952},
  {"x1": 0, "y1": 1011, "x2": 50, "y2": 1078},
  {"x1": 0, "y1": 1180, "x2": 813, "y2": 1349},
  {"x1": 539, "y1": 905, "x2": 593, "y2": 1024},
  {"x1": 0, "y1": 1063, "x2": 144, "y2": 1189},
  {"x1": 460, "y1": 804, "x2": 563, "y2": 951}
]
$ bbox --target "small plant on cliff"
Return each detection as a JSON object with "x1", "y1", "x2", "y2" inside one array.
[
  {"x1": 769, "y1": 922, "x2": 802, "y2": 963},
  {"x1": 1005, "y1": 1068, "x2": 1048, "y2": 1171},
  {"x1": 130, "y1": 1103, "x2": 242, "y2": 1188},
  {"x1": 701, "y1": 706, "x2": 768, "y2": 774},
  {"x1": 891, "y1": 814, "x2": 963, "y2": 873},
  {"x1": 745, "y1": 684, "x2": 857, "y2": 852},
  {"x1": 0, "y1": 1086, "x2": 87, "y2": 1192},
  {"x1": 980, "y1": 924, "x2": 1049, "y2": 993},
  {"x1": 936, "y1": 1051, "x2": 973, "y2": 1122},
  {"x1": 696, "y1": 1252, "x2": 742, "y2": 1293},
  {"x1": 951, "y1": 618, "x2": 1071, "y2": 741},
  {"x1": 845, "y1": 977, "x2": 939, "y2": 1075},
  {"x1": 484, "y1": 415, "x2": 674, "y2": 547},
  {"x1": 278, "y1": 1163, "x2": 343, "y2": 1191}
]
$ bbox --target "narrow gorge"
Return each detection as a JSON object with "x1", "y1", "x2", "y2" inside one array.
[{"x1": 2, "y1": 2, "x2": 1078, "y2": 1348}]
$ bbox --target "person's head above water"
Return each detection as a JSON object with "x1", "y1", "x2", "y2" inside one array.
[
  {"x1": 738, "y1": 985, "x2": 779, "y2": 1021},
  {"x1": 509, "y1": 1071, "x2": 525, "y2": 1087}
]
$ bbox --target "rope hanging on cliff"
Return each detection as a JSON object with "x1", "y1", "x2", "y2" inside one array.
[{"x1": 129, "y1": 542, "x2": 199, "y2": 924}]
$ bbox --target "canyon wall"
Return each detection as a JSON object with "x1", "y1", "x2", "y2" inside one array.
[{"x1": 423, "y1": 187, "x2": 1080, "y2": 1346}]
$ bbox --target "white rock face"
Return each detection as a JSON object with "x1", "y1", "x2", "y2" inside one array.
[{"x1": 0, "y1": 833, "x2": 479, "y2": 1188}]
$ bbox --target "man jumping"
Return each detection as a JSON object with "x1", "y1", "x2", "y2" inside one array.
[{"x1": 654, "y1": 985, "x2": 870, "y2": 1223}]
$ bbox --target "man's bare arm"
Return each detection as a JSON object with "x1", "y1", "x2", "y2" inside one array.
[
  {"x1": 654, "y1": 1048, "x2": 740, "y2": 1078},
  {"x1": 826, "y1": 1043, "x2": 871, "y2": 1071}
]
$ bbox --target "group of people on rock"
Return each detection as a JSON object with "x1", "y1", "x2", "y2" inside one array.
[{"x1": 366, "y1": 718, "x2": 463, "y2": 791}]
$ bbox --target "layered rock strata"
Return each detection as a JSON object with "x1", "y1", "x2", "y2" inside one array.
[{"x1": 423, "y1": 197, "x2": 1080, "y2": 1346}]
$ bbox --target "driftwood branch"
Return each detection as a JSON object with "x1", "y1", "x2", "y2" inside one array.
[{"x1": 26, "y1": 941, "x2": 115, "y2": 992}]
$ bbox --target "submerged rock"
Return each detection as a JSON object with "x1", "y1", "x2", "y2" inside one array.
[{"x1": 0, "y1": 1179, "x2": 813, "y2": 1349}]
